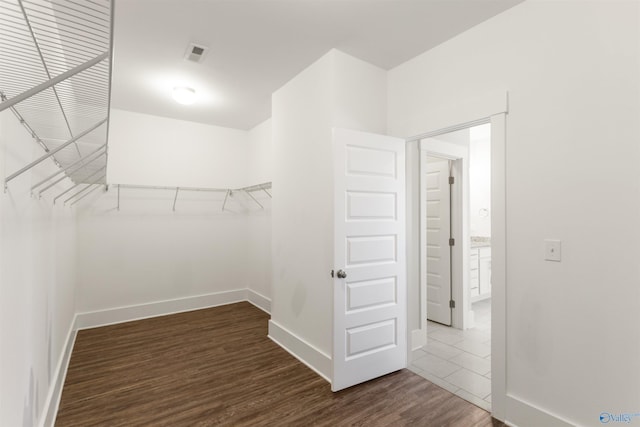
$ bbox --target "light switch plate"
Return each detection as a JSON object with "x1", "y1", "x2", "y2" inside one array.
[{"x1": 544, "y1": 239, "x2": 561, "y2": 262}]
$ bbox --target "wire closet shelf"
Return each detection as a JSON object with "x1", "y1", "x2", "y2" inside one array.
[
  {"x1": 0, "y1": 0, "x2": 112, "y2": 204},
  {"x1": 112, "y1": 182, "x2": 273, "y2": 212}
]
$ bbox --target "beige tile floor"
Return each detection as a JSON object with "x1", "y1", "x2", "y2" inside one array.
[{"x1": 410, "y1": 299, "x2": 492, "y2": 411}]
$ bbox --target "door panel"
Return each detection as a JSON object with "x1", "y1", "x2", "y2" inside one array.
[
  {"x1": 426, "y1": 160, "x2": 452, "y2": 325},
  {"x1": 332, "y1": 128, "x2": 406, "y2": 392},
  {"x1": 346, "y1": 235, "x2": 397, "y2": 266},
  {"x1": 346, "y1": 192, "x2": 397, "y2": 220},
  {"x1": 346, "y1": 277, "x2": 397, "y2": 312}
]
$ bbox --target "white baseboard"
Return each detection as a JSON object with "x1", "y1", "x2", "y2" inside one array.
[
  {"x1": 247, "y1": 289, "x2": 271, "y2": 314},
  {"x1": 44, "y1": 289, "x2": 271, "y2": 425},
  {"x1": 75, "y1": 289, "x2": 248, "y2": 330},
  {"x1": 505, "y1": 394, "x2": 575, "y2": 427},
  {"x1": 39, "y1": 315, "x2": 78, "y2": 427},
  {"x1": 268, "y1": 319, "x2": 331, "y2": 383}
]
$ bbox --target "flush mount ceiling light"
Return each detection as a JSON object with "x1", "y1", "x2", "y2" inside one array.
[{"x1": 172, "y1": 86, "x2": 196, "y2": 105}]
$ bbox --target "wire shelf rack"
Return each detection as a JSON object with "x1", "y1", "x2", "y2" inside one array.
[{"x1": 0, "y1": 0, "x2": 112, "y2": 190}]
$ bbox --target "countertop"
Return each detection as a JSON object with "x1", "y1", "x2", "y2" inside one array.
[{"x1": 470, "y1": 236, "x2": 491, "y2": 248}]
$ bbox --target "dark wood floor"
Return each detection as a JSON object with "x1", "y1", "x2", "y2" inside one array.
[{"x1": 56, "y1": 302, "x2": 503, "y2": 426}]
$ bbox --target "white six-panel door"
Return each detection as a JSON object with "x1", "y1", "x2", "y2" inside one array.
[
  {"x1": 425, "y1": 160, "x2": 452, "y2": 326},
  {"x1": 332, "y1": 128, "x2": 406, "y2": 392}
]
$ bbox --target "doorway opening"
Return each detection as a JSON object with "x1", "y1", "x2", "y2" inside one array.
[{"x1": 410, "y1": 123, "x2": 493, "y2": 411}]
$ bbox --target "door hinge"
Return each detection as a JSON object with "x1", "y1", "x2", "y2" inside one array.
[
  {"x1": 449, "y1": 300, "x2": 455, "y2": 309},
  {"x1": 449, "y1": 176, "x2": 454, "y2": 185},
  {"x1": 449, "y1": 238, "x2": 455, "y2": 246},
  {"x1": 330, "y1": 269, "x2": 334, "y2": 278}
]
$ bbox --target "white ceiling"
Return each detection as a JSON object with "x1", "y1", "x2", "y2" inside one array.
[{"x1": 110, "y1": 0, "x2": 524, "y2": 130}]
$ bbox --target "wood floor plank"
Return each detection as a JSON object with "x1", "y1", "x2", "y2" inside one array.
[{"x1": 56, "y1": 302, "x2": 503, "y2": 426}]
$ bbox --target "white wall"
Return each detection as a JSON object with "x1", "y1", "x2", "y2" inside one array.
[
  {"x1": 271, "y1": 49, "x2": 386, "y2": 365},
  {"x1": 107, "y1": 108, "x2": 248, "y2": 188},
  {"x1": 246, "y1": 119, "x2": 273, "y2": 303},
  {"x1": 388, "y1": 1, "x2": 640, "y2": 426},
  {"x1": 76, "y1": 111, "x2": 271, "y2": 317},
  {"x1": 247, "y1": 118, "x2": 272, "y2": 185},
  {"x1": 332, "y1": 50, "x2": 387, "y2": 134},
  {"x1": 0, "y1": 103, "x2": 274, "y2": 426},
  {"x1": 272, "y1": 52, "x2": 334, "y2": 356},
  {"x1": 0, "y1": 111, "x2": 77, "y2": 427},
  {"x1": 75, "y1": 188, "x2": 251, "y2": 315}
]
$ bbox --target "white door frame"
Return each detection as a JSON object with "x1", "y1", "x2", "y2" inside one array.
[
  {"x1": 404, "y1": 92, "x2": 508, "y2": 420},
  {"x1": 420, "y1": 141, "x2": 470, "y2": 330}
]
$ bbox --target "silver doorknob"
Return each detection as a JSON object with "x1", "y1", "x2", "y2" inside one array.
[{"x1": 336, "y1": 269, "x2": 347, "y2": 279}]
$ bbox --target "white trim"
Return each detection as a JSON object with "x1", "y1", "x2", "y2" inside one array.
[
  {"x1": 409, "y1": 118, "x2": 490, "y2": 143},
  {"x1": 75, "y1": 289, "x2": 248, "y2": 330},
  {"x1": 404, "y1": 91, "x2": 508, "y2": 141},
  {"x1": 417, "y1": 114, "x2": 508, "y2": 420},
  {"x1": 268, "y1": 319, "x2": 331, "y2": 383},
  {"x1": 247, "y1": 289, "x2": 271, "y2": 314},
  {"x1": 406, "y1": 140, "x2": 424, "y2": 353},
  {"x1": 411, "y1": 328, "x2": 426, "y2": 351},
  {"x1": 42, "y1": 289, "x2": 273, "y2": 425},
  {"x1": 404, "y1": 91, "x2": 508, "y2": 422},
  {"x1": 505, "y1": 395, "x2": 575, "y2": 427},
  {"x1": 490, "y1": 113, "x2": 507, "y2": 421},
  {"x1": 39, "y1": 315, "x2": 78, "y2": 427}
]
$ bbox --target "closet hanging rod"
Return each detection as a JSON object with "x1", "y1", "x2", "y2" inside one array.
[
  {"x1": 109, "y1": 182, "x2": 272, "y2": 211},
  {"x1": 240, "y1": 182, "x2": 272, "y2": 193},
  {"x1": 114, "y1": 182, "x2": 272, "y2": 193},
  {"x1": 116, "y1": 184, "x2": 227, "y2": 192}
]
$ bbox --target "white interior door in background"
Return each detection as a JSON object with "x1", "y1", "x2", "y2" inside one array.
[
  {"x1": 425, "y1": 159, "x2": 452, "y2": 325},
  {"x1": 332, "y1": 128, "x2": 406, "y2": 392}
]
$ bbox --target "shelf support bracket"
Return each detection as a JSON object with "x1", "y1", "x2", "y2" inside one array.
[
  {"x1": 63, "y1": 174, "x2": 106, "y2": 205},
  {"x1": 245, "y1": 190, "x2": 263, "y2": 209},
  {"x1": 173, "y1": 187, "x2": 180, "y2": 211},
  {"x1": 32, "y1": 143, "x2": 106, "y2": 192},
  {"x1": 5, "y1": 118, "x2": 107, "y2": 188},
  {"x1": 222, "y1": 189, "x2": 231, "y2": 211},
  {"x1": 53, "y1": 166, "x2": 106, "y2": 204},
  {"x1": 70, "y1": 184, "x2": 104, "y2": 207}
]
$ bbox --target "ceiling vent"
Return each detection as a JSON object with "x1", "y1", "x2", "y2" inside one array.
[{"x1": 184, "y1": 43, "x2": 209, "y2": 63}]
